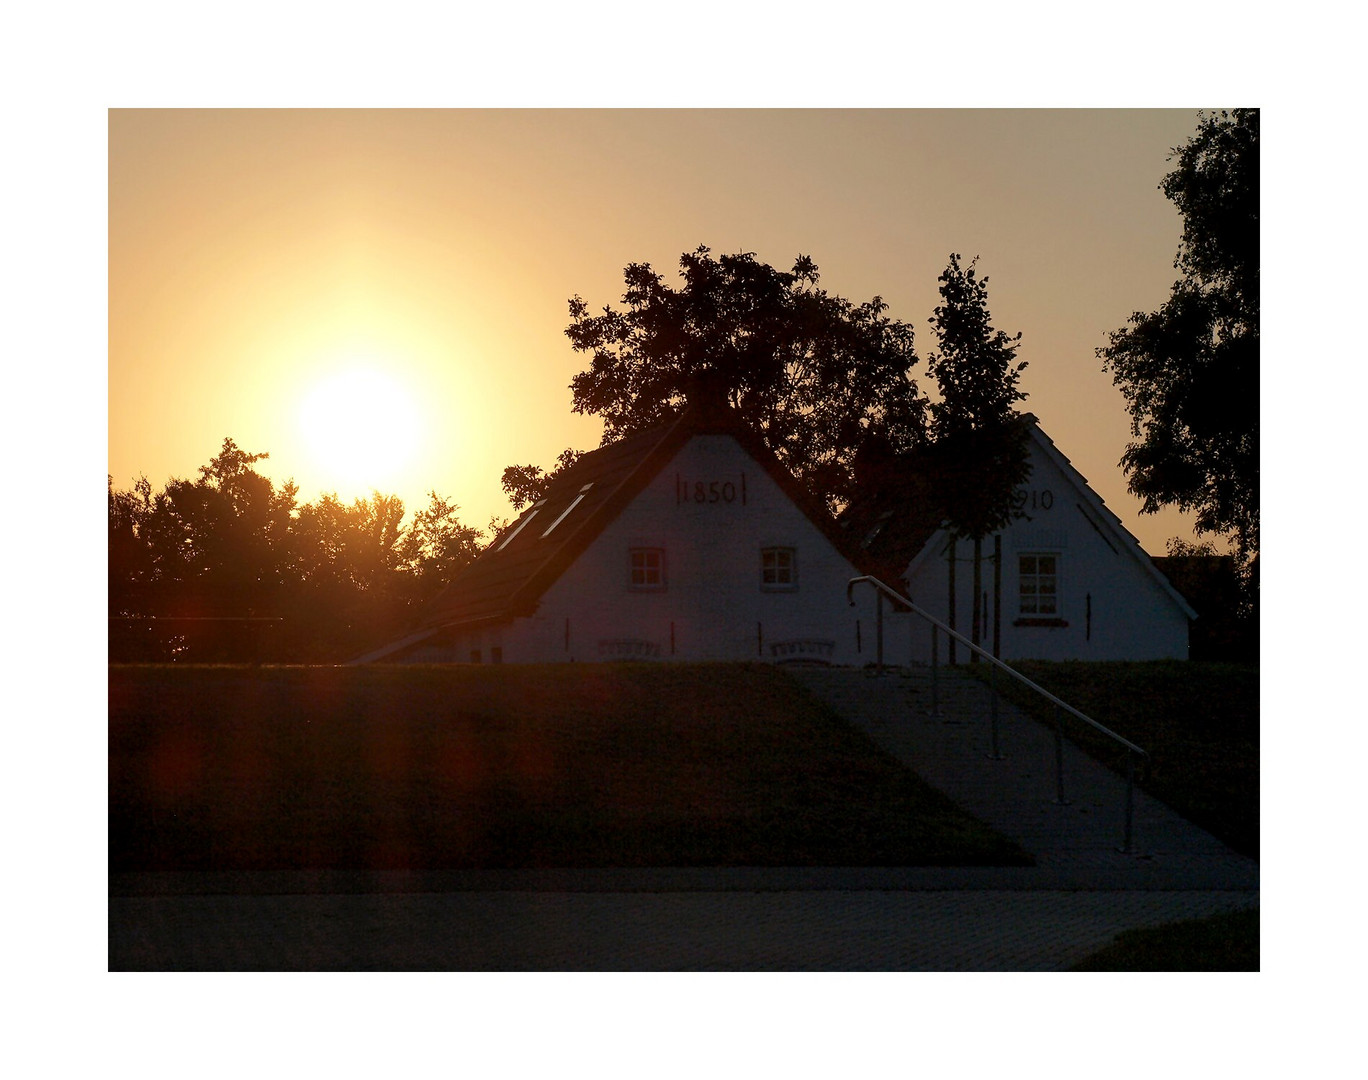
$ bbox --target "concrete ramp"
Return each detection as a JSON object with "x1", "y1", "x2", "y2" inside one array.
[{"x1": 790, "y1": 666, "x2": 1259, "y2": 892}]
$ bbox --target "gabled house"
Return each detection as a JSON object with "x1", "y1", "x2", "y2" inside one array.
[
  {"x1": 841, "y1": 415, "x2": 1197, "y2": 662},
  {"x1": 364, "y1": 399, "x2": 885, "y2": 664}
]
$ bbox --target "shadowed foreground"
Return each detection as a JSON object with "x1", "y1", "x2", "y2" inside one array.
[
  {"x1": 109, "y1": 887, "x2": 1254, "y2": 971},
  {"x1": 109, "y1": 663, "x2": 1028, "y2": 872}
]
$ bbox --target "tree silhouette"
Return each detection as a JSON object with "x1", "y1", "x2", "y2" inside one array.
[
  {"x1": 139, "y1": 438, "x2": 296, "y2": 617},
  {"x1": 109, "y1": 440, "x2": 483, "y2": 661},
  {"x1": 109, "y1": 474, "x2": 155, "y2": 616},
  {"x1": 500, "y1": 448, "x2": 584, "y2": 512},
  {"x1": 396, "y1": 491, "x2": 486, "y2": 588},
  {"x1": 562, "y1": 245, "x2": 926, "y2": 511},
  {"x1": 925, "y1": 254, "x2": 1030, "y2": 659},
  {"x1": 1099, "y1": 109, "x2": 1259, "y2": 567},
  {"x1": 292, "y1": 491, "x2": 406, "y2": 596}
]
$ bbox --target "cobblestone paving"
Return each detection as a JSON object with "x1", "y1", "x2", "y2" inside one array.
[{"x1": 109, "y1": 888, "x2": 1258, "y2": 971}]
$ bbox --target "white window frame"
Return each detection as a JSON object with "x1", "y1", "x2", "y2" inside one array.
[
  {"x1": 629, "y1": 547, "x2": 666, "y2": 591},
  {"x1": 760, "y1": 547, "x2": 798, "y2": 591},
  {"x1": 1018, "y1": 553, "x2": 1060, "y2": 616}
]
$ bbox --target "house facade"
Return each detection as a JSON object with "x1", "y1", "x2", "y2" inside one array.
[
  {"x1": 367, "y1": 407, "x2": 1194, "y2": 666},
  {"x1": 858, "y1": 417, "x2": 1196, "y2": 663},
  {"x1": 368, "y1": 403, "x2": 883, "y2": 664}
]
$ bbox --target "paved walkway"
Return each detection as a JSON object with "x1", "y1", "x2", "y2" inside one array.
[
  {"x1": 109, "y1": 666, "x2": 1258, "y2": 970},
  {"x1": 793, "y1": 666, "x2": 1259, "y2": 892},
  {"x1": 108, "y1": 888, "x2": 1254, "y2": 970}
]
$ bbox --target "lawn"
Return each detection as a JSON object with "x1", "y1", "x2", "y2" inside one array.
[
  {"x1": 971, "y1": 660, "x2": 1258, "y2": 859},
  {"x1": 1071, "y1": 907, "x2": 1259, "y2": 971},
  {"x1": 110, "y1": 663, "x2": 1029, "y2": 872}
]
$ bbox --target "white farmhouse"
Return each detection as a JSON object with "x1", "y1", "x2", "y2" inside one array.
[
  {"x1": 368, "y1": 400, "x2": 885, "y2": 664},
  {"x1": 844, "y1": 415, "x2": 1196, "y2": 662}
]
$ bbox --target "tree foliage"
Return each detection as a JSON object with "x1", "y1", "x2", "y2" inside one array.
[
  {"x1": 500, "y1": 448, "x2": 584, "y2": 512},
  {"x1": 135, "y1": 439, "x2": 298, "y2": 616},
  {"x1": 562, "y1": 245, "x2": 926, "y2": 510},
  {"x1": 396, "y1": 491, "x2": 487, "y2": 584},
  {"x1": 925, "y1": 254, "x2": 1031, "y2": 541},
  {"x1": 108, "y1": 439, "x2": 486, "y2": 661},
  {"x1": 1099, "y1": 109, "x2": 1259, "y2": 563}
]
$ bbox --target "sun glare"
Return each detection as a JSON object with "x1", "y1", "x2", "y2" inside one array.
[{"x1": 298, "y1": 366, "x2": 422, "y2": 492}]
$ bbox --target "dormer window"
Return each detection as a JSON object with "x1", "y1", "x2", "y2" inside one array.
[{"x1": 863, "y1": 510, "x2": 895, "y2": 549}]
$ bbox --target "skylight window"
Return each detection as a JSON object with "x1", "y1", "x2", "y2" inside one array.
[
  {"x1": 496, "y1": 500, "x2": 546, "y2": 551},
  {"x1": 863, "y1": 510, "x2": 895, "y2": 549},
  {"x1": 541, "y1": 484, "x2": 594, "y2": 538}
]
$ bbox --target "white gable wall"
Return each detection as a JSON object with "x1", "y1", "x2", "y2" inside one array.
[
  {"x1": 450, "y1": 435, "x2": 879, "y2": 664},
  {"x1": 897, "y1": 435, "x2": 1190, "y2": 662}
]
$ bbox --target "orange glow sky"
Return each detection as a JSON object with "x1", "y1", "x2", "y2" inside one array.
[{"x1": 110, "y1": 108, "x2": 1214, "y2": 552}]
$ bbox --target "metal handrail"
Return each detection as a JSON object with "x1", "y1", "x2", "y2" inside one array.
[{"x1": 847, "y1": 574, "x2": 1148, "y2": 852}]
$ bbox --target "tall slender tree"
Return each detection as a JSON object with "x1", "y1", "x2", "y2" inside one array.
[{"x1": 926, "y1": 254, "x2": 1030, "y2": 659}]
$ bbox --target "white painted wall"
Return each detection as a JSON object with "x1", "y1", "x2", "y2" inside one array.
[
  {"x1": 894, "y1": 436, "x2": 1190, "y2": 662},
  {"x1": 442, "y1": 435, "x2": 882, "y2": 664}
]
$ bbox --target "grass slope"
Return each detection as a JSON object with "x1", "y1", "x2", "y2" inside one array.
[
  {"x1": 110, "y1": 663, "x2": 1029, "y2": 872},
  {"x1": 976, "y1": 661, "x2": 1258, "y2": 858},
  {"x1": 1071, "y1": 907, "x2": 1259, "y2": 971}
]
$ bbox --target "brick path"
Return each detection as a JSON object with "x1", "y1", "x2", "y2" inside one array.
[{"x1": 109, "y1": 887, "x2": 1255, "y2": 971}]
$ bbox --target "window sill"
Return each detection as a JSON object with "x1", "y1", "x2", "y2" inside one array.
[{"x1": 1013, "y1": 617, "x2": 1069, "y2": 628}]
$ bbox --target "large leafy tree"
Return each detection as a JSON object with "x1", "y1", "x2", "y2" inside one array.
[
  {"x1": 925, "y1": 254, "x2": 1030, "y2": 658},
  {"x1": 560, "y1": 245, "x2": 926, "y2": 511},
  {"x1": 137, "y1": 438, "x2": 298, "y2": 616},
  {"x1": 292, "y1": 491, "x2": 407, "y2": 597},
  {"x1": 1099, "y1": 109, "x2": 1259, "y2": 565}
]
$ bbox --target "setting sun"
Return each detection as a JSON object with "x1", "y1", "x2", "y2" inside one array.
[
  {"x1": 109, "y1": 109, "x2": 1214, "y2": 554},
  {"x1": 298, "y1": 366, "x2": 422, "y2": 492}
]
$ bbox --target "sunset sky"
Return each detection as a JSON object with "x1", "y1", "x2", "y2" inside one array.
[
  {"x1": 111, "y1": 108, "x2": 1214, "y2": 553},
  {"x1": 13, "y1": 0, "x2": 1354, "y2": 1052}
]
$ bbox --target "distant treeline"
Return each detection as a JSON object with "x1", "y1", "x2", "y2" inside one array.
[{"x1": 109, "y1": 439, "x2": 491, "y2": 662}]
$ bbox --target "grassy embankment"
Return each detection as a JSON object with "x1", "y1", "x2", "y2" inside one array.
[
  {"x1": 110, "y1": 663, "x2": 1029, "y2": 872},
  {"x1": 969, "y1": 660, "x2": 1258, "y2": 859},
  {"x1": 1071, "y1": 907, "x2": 1259, "y2": 971}
]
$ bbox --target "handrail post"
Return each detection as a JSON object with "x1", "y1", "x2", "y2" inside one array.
[
  {"x1": 845, "y1": 575, "x2": 1147, "y2": 850},
  {"x1": 1120, "y1": 751, "x2": 1138, "y2": 854},
  {"x1": 930, "y1": 625, "x2": 940, "y2": 719},
  {"x1": 1052, "y1": 703, "x2": 1070, "y2": 805},
  {"x1": 987, "y1": 659, "x2": 1003, "y2": 759},
  {"x1": 876, "y1": 591, "x2": 884, "y2": 676}
]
